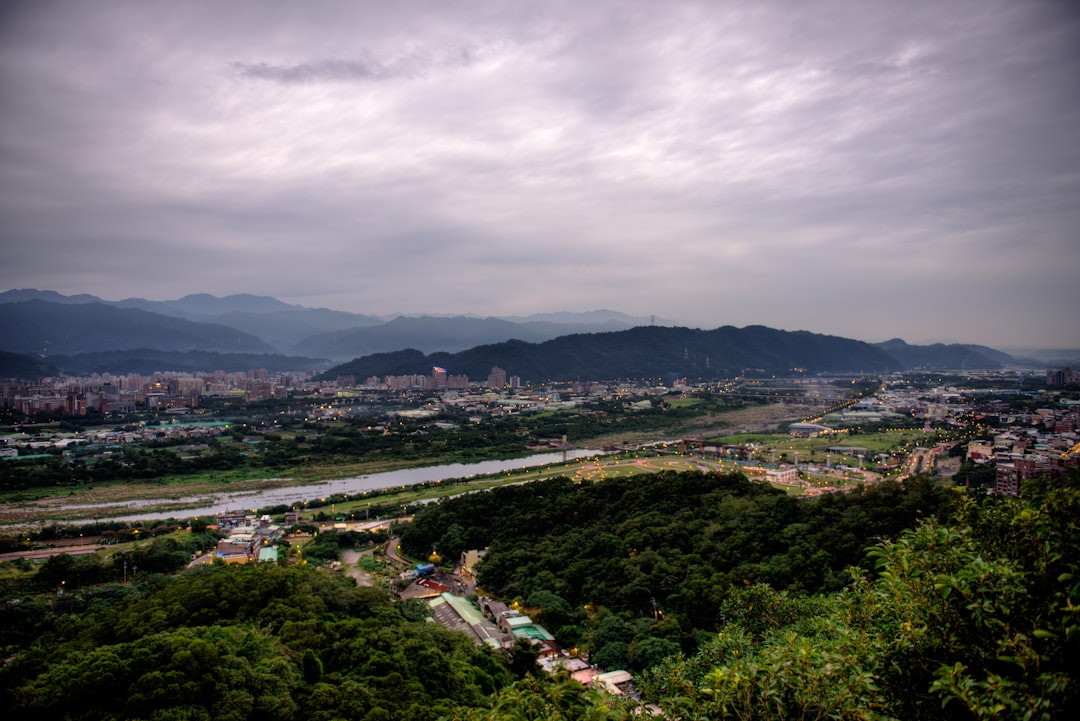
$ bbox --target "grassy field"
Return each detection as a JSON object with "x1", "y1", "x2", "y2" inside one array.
[{"x1": 708, "y1": 427, "x2": 952, "y2": 462}]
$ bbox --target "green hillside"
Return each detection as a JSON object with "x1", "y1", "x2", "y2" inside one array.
[{"x1": 2, "y1": 476, "x2": 1076, "y2": 720}]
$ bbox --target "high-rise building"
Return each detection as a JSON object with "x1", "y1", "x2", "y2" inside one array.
[
  {"x1": 487, "y1": 366, "x2": 507, "y2": 389},
  {"x1": 1046, "y1": 368, "x2": 1079, "y2": 387},
  {"x1": 66, "y1": 392, "x2": 87, "y2": 416}
]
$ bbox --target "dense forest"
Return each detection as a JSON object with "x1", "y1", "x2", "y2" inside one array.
[
  {"x1": 632, "y1": 482, "x2": 1080, "y2": 720},
  {"x1": 0, "y1": 564, "x2": 519, "y2": 721},
  {"x1": 400, "y1": 472, "x2": 949, "y2": 657},
  {"x1": 2, "y1": 475, "x2": 1076, "y2": 719},
  {"x1": 452, "y1": 481, "x2": 1079, "y2": 720}
]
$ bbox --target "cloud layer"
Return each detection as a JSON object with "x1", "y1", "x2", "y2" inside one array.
[{"x1": 1, "y1": 0, "x2": 1078, "y2": 348}]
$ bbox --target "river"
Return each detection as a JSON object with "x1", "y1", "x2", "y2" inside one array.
[{"x1": 65, "y1": 448, "x2": 610, "y2": 524}]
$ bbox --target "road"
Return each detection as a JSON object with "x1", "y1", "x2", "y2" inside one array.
[
  {"x1": 0, "y1": 543, "x2": 106, "y2": 563},
  {"x1": 898, "y1": 447, "x2": 935, "y2": 480},
  {"x1": 384, "y1": 537, "x2": 408, "y2": 566}
]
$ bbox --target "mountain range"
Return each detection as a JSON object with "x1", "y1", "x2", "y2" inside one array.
[
  {"x1": 319, "y1": 326, "x2": 1012, "y2": 382},
  {"x1": 0, "y1": 289, "x2": 1059, "y2": 381}
]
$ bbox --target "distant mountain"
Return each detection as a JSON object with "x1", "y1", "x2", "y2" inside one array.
[
  {"x1": 322, "y1": 325, "x2": 907, "y2": 381},
  {"x1": 110, "y1": 294, "x2": 384, "y2": 350},
  {"x1": 0, "y1": 291, "x2": 667, "y2": 358},
  {"x1": 0, "y1": 290, "x2": 1027, "y2": 380},
  {"x1": 163, "y1": 292, "x2": 298, "y2": 315},
  {"x1": 872, "y1": 339, "x2": 1012, "y2": 370},
  {"x1": 0, "y1": 349, "x2": 59, "y2": 380},
  {"x1": 0, "y1": 289, "x2": 104, "y2": 305},
  {"x1": 109, "y1": 293, "x2": 297, "y2": 316},
  {"x1": 0, "y1": 300, "x2": 274, "y2": 356},
  {"x1": 1002, "y1": 347, "x2": 1080, "y2": 367},
  {"x1": 497, "y1": 309, "x2": 661, "y2": 325},
  {"x1": 0, "y1": 290, "x2": 383, "y2": 353},
  {"x1": 191, "y1": 309, "x2": 379, "y2": 352},
  {"x1": 291, "y1": 314, "x2": 641, "y2": 359}
]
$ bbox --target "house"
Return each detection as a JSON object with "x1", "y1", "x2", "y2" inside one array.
[
  {"x1": 765, "y1": 467, "x2": 800, "y2": 485},
  {"x1": 460, "y1": 548, "x2": 487, "y2": 581},
  {"x1": 594, "y1": 670, "x2": 636, "y2": 696}
]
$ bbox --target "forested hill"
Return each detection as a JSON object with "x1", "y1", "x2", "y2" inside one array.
[
  {"x1": 399, "y1": 472, "x2": 1079, "y2": 719},
  {"x1": 323, "y1": 324, "x2": 909, "y2": 381},
  {"x1": 0, "y1": 349, "x2": 58, "y2": 380},
  {"x1": 400, "y1": 472, "x2": 949, "y2": 647},
  {"x1": 0, "y1": 564, "x2": 518, "y2": 721},
  {"x1": 2, "y1": 477, "x2": 1076, "y2": 719}
]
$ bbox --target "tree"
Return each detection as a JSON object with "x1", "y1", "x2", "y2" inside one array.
[
  {"x1": 628, "y1": 636, "x2": 681, "y2": 671},
  {"x1": 36, "y1": 552, "x2": 76, "y2": 590},
  {"x1": 506, "y1": 637, "x2": 541, "y2": 678},
  {"x1": 639, "y1": 487, "x2": 1080, "y2": 720},
  {"x1": 446, "y1": 673, "x2": 632, "y2": 721},
  {"x1": 302, "y1": 649, "x2": 323, "y2": 685},
  {"x1": 438, "y1": 523, "x2": 468, "y2": 561},
  {"x1": 588, "y1": 614, "x2": 633, "y2": 671}
]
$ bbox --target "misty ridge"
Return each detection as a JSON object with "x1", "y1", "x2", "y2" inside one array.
[{"x1": 0, "y1": 289, "x2": 1068, "y2": 380}]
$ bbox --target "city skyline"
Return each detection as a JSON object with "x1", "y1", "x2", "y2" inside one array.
[{"x1": 2, "y1": 0, "x2": 1078, "y2": 349}]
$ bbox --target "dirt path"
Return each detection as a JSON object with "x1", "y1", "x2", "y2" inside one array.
[{"x1": 340, "y1": 549, "x2": 375, "y2": 586}]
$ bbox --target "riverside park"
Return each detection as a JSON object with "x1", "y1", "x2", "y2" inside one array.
[{"x1": 0, "y1": 424, "x2": 966, "y2": 530}]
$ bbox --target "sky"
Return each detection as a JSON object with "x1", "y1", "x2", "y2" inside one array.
[{"x1": 1, "y1": 0, "x2": 1078, "y2": 350}]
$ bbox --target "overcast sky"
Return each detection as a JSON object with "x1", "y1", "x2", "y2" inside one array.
[{"x1": 1, "y1": 0, "x2": 1077, "y2": 349}]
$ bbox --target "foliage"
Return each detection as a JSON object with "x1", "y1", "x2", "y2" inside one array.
[
  {"x1": 0, "y1": 564, "x2": 514, "y2": 721},
  {"x1": 445, "y1": 672, "x2": 637, "y2": 721},
  {"x1": 2, "y1": 472, "x2": 1075, "y2": 719},
  {"x1": 952, "y1": 459, "x2": 997, "y2": 490},
  {"x1": 638, "y1": 487, "x2": 1080, "y2": 720},
  {"x1": 400, "y1": 470, "x2": 948, "y2": 648},
  {"x1": 10, "y1": 625, "x2": 300, "y2": 721}
]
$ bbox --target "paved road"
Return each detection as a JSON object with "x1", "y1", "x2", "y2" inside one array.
[
  {"x1": 898, "y1": 447, "x2": 935, "y2": 480},
  {"x1": 384, "y1": 537, "x2": 408, "y2": 566},
  {"x1": 0, "y1": 544, "x2": 105, "y2": 562}
]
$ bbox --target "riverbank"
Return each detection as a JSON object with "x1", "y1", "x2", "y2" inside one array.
[
  {"x1": 0, "y1": 403, "x2": 803, "y2": 527},
  {"x1": 0, "y1": 449, "x2": 610, "y2": 527}
]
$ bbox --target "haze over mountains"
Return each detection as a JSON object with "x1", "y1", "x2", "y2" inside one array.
[
  {"x1": 0, "y1": 289, "x2": 1068, "y2": 380},
  {"x1": 0, "y1": 289, "x2": 658, "y2": 354}
]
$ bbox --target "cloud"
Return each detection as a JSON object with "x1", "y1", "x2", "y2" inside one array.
[
  {"x1": 231, "y1": 45, "x2": 478, "y2": 84},
  {"x1": 0, "y1": 0, "x2": 1078, "y2": 348}
]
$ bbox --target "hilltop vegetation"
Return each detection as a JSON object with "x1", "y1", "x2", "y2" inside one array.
[
  {"x1": 635, "y1": 482, "x2": 1080, "y2": 720},
  {"x1": 400, "y1": 472, "x2": 949, "y2": 658},
  {"x1": 1, "y1": 474, "x2": 1077, "y2": 719},
  {"x1": 0, "y1": 564, "x2": 516, "y2": 721}
]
